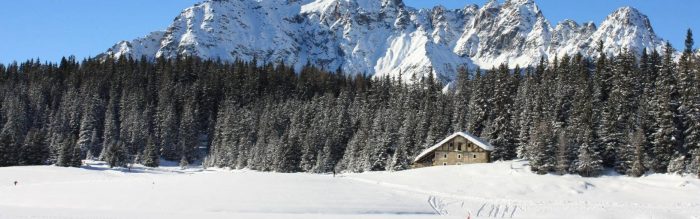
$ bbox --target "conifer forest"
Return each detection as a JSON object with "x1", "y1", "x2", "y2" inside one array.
[{"x1": 0, "y1": 35, "x2": 699, "y2": 178}]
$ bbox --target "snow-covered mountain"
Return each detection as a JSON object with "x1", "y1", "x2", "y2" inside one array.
[{"x1": 104, "y1": 0, "x2": 666, "y2": 82}]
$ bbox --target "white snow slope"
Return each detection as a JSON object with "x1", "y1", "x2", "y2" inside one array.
[
  {"x1": 1, "y1": 160, "x2": 698, "y2": 219},
  {"x1": 104, "y1": 0, "x2": 666, "y2": 83}
]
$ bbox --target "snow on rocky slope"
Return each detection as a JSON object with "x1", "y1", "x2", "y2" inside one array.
[
  {"x1": 104, "y1": 0, "x2": 666, "y2": 83},
  {"x1": 0, "y1": 160, "x2": 698, "y2": 219}
]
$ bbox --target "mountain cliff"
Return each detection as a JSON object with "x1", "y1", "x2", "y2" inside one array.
[{"x1": 104, "y1": 0, "x2": 666, "y2": 82}]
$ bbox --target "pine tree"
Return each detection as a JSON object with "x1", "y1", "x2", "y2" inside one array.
[
  {"x1": 530, "y1": 122, "x2": 555, "y2": 174},
  {"x1": 177, "y1": 96, "x2": 198, "y2": 163},
  {"x1": 19, "y1": 129, "x2": 49, "y2": 165},
  {"x1": 390, "y1": 110, "x2": 417, "y2": 171},
  {"x1": 451, "y1": 66, "x2": 471, "y2": 132},
  {"x1": 467, "y1": 69, "x2": 488, "y2": 136},
  {"x1": 104, "y1": 141, "x2": 127, "y2": 168},
  {"x1": 555, "y1": 131, "x2": 571, "y2": 174},
  {"x1": 0, "y1": 134, "x2": 17, "y2": 167},
  {"x1": 486, "y1": 64, "x2": 517, "y2": 161},
  {"x1": 142, "y1": 137, "x2": 160, "y2": 167},
  {"x1": 1, "y1": 46, "x2": 699, "y2": 176},
  {"x1": 650, "y1": 42, "x2": 681, "y2": 173},
  {"x1": 576, "y1": 129, "x2": 604, "y2": 177},
  {"x1": 0, "y1": 93, "x2": 30, "y2": 167},
  {"x1": 77, "y1": 94, "x2": 102, "y2": 161},
  {"x1": 591, "y1": 41, "x2": 611, "y2": 169},
  {"x1": 677, "y1": 29, "x2": 700, "y2": 173},
  {"x1": 605, "y1": 50, "x2": 638, "y2": 173},
  {"x1": 365, "y1": 109, "x2": 391, "y2": 171},
  {"x1": 275, "y1": 132, "x2": 301, "y2": 172},
  {"x1": 157, "y1": 85, "x2": 180, "y2": 161},
  {"x1": 572, "y1": 59, "x2": 604, "y2": 177},
  {"x1": 638, "y1": 49, "x2": 661, "y2": 172},
  {"x1": 515, "y1": 68, "x2": 535, "y2": 159},
  {"x1": 101, "y1": 84, "x2": 122, "y2": 162}
]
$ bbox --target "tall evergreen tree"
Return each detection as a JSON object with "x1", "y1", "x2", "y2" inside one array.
[
  {"x1": 451, "y1": 66, "x2": 471, "y2": 132},
  {"x1": 141, "y1": 137, "x2": 160, "y2": 167},
  {"x1": 529, "y1": 122, "x2": 555, "y2": 174},
  {"x1": 467, "y1": 69, "x2": 488, "y2": 137},
  {"x1": 486, "y1": 64, "x2": 517, "y2": 161},
  {"x1": 677, "y1": 29, "x2": 700, "y2": 173},
  {"x1": 650, "y1": 42, "x2": 681, "y2": 173}
]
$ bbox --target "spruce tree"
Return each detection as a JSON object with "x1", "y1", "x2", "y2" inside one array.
[
  {"x1": 530, "y1": 122, "x2": 555, "y2": 174},
  {"x1": 486, "y1": 64, "x2": 517, "y2": 161},
  {"x1": 555, "y1": 131, "x2": 571, "y2": 175},
  {"x1": 576, "y1": 128, "x2": 604, "y2": 177},
  {"x1": 101, "y1": 84, "x2": 122, "y2": 161},
  {"x1": 467, "y1": 69, "x2": 488, "y2": 136},
  {"x1": 157, "y1": 85, "x2": 180, "y2": 161},
  {"x1": 177, "y1": 97, "x2": 198, "y2": 163},
  {"x1": 451, "y1": 66, "x2": 471, "y2": 132},
  {"x1": 142, "y1": 137, "x2": 160, "y2": 167},
  {"x1": 605, "y1": 50, "x2": 637, "y2": 173},
  {"x1": 678, "y1": 29, "x2": 700, "y2": 173},
  {"x1": 0, "y1": 134, "x2": 17, "y2": 167},
  {"x1": 275, "y1": 132, "x2": 301, "y2": 172},
  {"x1": 104, "y1": 141, "x2": 127, "y2": 168},
  {"x1": 515, "y1": 68, "x2": 535, "y2": 159},
  {"x1": 650, "y1": 42, "x2": 681, "y2": 173},
  {"x1": 390, "y1": 110, "x2": 417, "y2": 171},
  {"x1": 19, "y1": 129, "x2": 49, "y2": 165}
]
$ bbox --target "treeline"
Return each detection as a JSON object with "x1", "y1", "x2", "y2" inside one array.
[{"x1": 0, "y1": 33, "x2": 699, "y2": 177}]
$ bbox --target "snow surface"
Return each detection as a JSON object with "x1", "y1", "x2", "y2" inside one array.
[{"x1": 1, "y1": 160, "x2": 698, "y2": 219}]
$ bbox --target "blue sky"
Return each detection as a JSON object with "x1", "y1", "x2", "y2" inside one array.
[{"x1": 1, "y1": 0, "x2": 698, "y2": 64}]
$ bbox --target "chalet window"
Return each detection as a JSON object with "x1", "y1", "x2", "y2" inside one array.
[
  {"x1": 473, "y1": 154, "x2": 477, "y2": 159},
  {"x1": 443, "y1": 153, "x2": 448, "y2": 159},
  {"x1": 457, "y1": 154, "x2": 462, "y2": 159},
  {"x1": 448, "y1": 143, "x2": 453, "y2": 150},
  {"x1": 458, "y1": 143, "x2": 463, "y2": 151},
  {"x1": 443, "y1": 162, "x2": 447, "y2": 166}
]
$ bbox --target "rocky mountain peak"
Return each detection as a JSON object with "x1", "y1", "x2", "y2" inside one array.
[
  {"x1": 104, "y1": 0, "x2": 667, "y2": 84},
  {"x1": 483, "y1": 0, "x2": 501, "y2": 9},
  {"x1": 589, "y1": 6, "x2": 661, "y2": 57},
  {"x1": 556, "y1": 19, "x2": 579, "y2": 30},
  {"x1": 602, "y1": 6, "x2": 654, "y2": 32},
  {"x1": 504, "y1": 0, "x2": 539, "y2": 12}
]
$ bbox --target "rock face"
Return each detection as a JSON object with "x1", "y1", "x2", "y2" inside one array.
[{"x1": 104, "y1": 0, "x2": 666, "y2": 82}]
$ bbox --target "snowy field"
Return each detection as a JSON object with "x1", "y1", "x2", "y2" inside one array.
[{"x1": 0, "y1": 161, "x2": 698, "y2": 219}]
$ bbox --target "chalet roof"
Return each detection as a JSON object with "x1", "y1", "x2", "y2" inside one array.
[{"x1": 413, "y1": 132, "x2": 494, "y2": 162}]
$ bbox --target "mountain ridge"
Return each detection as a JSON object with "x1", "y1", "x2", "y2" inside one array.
[{"x1": 104, "y1": 0, "x2": 667, "y2": 82}]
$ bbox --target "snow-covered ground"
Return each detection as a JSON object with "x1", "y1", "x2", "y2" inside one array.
[{"x1": 0, "y1": 161, "x2": 698, "y2": 219}]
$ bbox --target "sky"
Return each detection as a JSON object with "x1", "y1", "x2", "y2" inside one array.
[{"x1": 1, "y1": 0, "x2": 698, "y2": 64}]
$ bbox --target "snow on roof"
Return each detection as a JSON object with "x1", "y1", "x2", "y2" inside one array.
[{"x1": 413, "y1": 132, "x2": 494, "y2": 162}]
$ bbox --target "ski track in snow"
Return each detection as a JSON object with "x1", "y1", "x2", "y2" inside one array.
[{"x1": 342, "y1": 163, "x2": 700, "y2": 218}]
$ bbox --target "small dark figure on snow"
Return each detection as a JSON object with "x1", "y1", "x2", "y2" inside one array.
[
  {"x1": 333, "y1": 169, "x2": 336, "y2": 178},
  {"x1": 13, "y1": 181, "x2": 17, "y2": 186}
]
